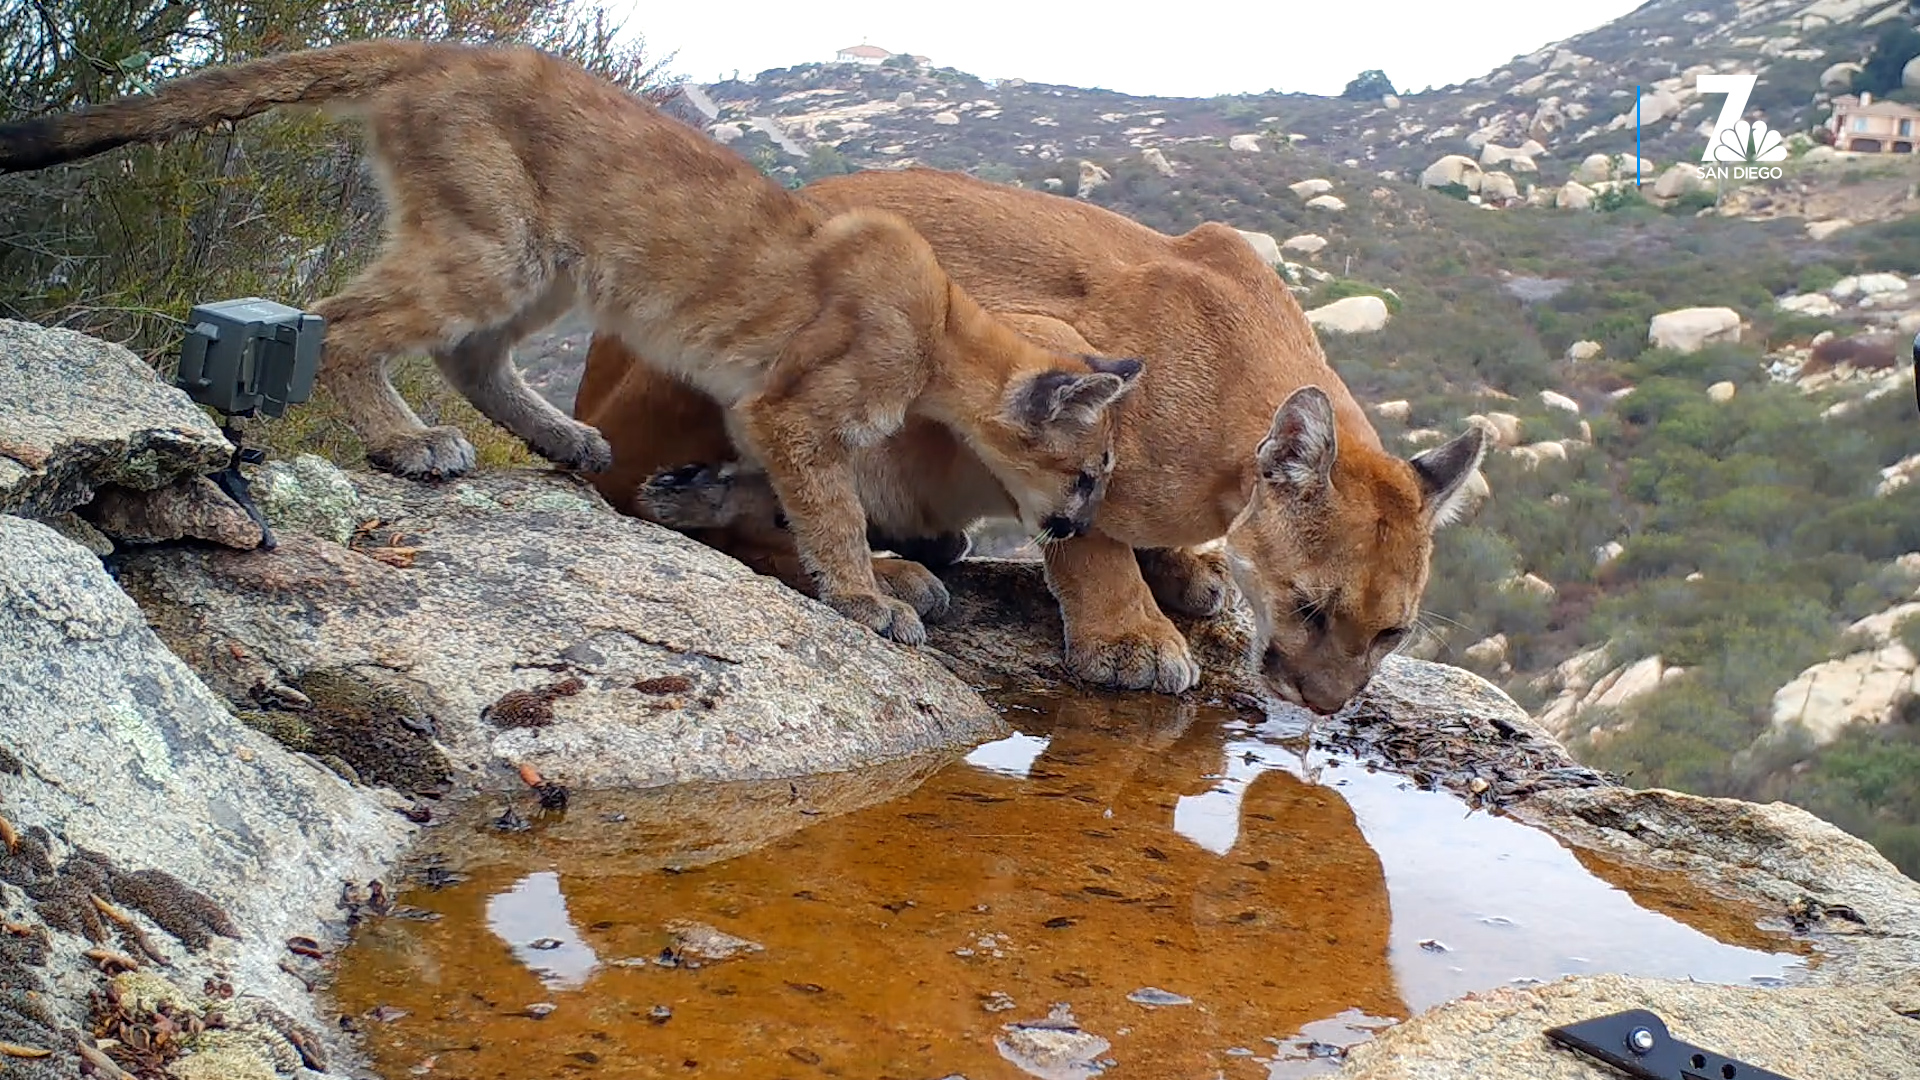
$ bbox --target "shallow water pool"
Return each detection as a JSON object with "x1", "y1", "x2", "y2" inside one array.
[{"x1": 333, "y1": 692, "x2": 1807, "y2": 1079}]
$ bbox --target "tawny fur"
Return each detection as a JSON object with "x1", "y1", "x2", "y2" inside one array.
[
  {"x1": 576, "y1": 167, "x2": 1488, "y2": 709},
  {"x1": 0, "y1": 42, "x2": 1145, "y2": 646}
]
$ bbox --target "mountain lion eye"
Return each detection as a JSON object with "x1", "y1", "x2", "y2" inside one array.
[{"x1": 1075, "y1": 470, "x2": 1097, "y2": 494}]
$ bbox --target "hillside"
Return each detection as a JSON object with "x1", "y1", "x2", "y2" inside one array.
[{"x1": 501, "y1": 0, "x2": 1920, "y2": 879}]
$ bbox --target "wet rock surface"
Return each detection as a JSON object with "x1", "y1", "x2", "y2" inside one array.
[
  {"x1": 112, "y1": 465, "x2": 1006, "y2": 791},
  {"x1": 0, "y1": 318, "x2": 233, "y2": 519},
  {"x1": 0, "y1": 513, "x2": 414, "y2": 1077}
]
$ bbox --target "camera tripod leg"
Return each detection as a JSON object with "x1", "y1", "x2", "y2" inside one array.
[{"x1": 216, "y1": 425, "x2": 278, "y2": 552}]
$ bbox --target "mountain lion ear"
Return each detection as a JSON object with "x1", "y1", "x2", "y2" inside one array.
[
  {"x1": 1083, "y1": 355, "x2": 1144, "y2": 384},
  {"x1": 1409, "y1": 425, "x2": 1488, "y2": 529},
  {"x1": 1255, "y1": 385, "x2": 1337, "y2": 494},
  {"x1": 1006, "y1": 369, "x2": 1134, "y2": 433}
]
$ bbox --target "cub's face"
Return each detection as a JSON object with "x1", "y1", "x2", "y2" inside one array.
[
  {"x1": 1226, "y1": 387, "x2": 1487, "y2": 716},
  {"x1": 979, "y1": 356, "x2": 1143, "y2": 539}
]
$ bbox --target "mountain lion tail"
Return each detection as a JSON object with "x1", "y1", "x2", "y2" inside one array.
[{"x1": 0, "y1": 39, "x2": 452, "y2": 173}]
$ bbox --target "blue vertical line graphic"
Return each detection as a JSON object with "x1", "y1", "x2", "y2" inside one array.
[{"x1": 1635, "y1": 84, "x2": 1642, "y2": 186}]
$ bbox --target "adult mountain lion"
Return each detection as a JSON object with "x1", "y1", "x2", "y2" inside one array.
[
  {"x1": 576, "y1": 168, "x2": 1488, "y2": 713},
  {"x1": 0, "y1": 42, "x2": 1145, "y2": 645}
]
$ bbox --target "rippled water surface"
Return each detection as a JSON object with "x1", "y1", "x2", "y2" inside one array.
[{"x1": 333, "y1": 693, "x2": 1808, "y2": 1079}]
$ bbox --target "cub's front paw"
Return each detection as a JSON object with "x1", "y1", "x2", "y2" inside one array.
[
  {"x1": 825, "y1": 590, "x2": 927, "y2": 646},
  {"x1": 366, "y1": 425, "x2": 478, "y2": 481},
  {"x1": 538, "y1": 421, "x2": 614, "y2": 473},
  {"x1": 873, "y1": 556, "x2": 952, "y2": 620},
  {"x1": 1139, "y1": 547, "x2": 1235, "y2": 618},
  {"x1": 637, "y1": 463, "x2": 735, "y2": 528},
  {"x1": 1063, "y1": 616, "x2": 1200, "y2": 694}
]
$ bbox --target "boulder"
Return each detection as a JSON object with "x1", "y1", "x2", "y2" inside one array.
[
  {"x1": 1556, "y1": 180, "x2": 1595, "y2": 210},
  {"x1": 1830, "y1": 272, "x2": 1909, "y2": 299},
  {"x1": 1076, "y1": 160, "x2": 1110, "y2": 199},
  {"x1": 1539, "y1": 389, "x2": 1579, "y2": 414},
  {"x1": 1373, "y1": 399, "x2": 1412, "y2": 422},
  {"x1": 0, "y1": 318, "x2": 233, "y2": 520},
  {"x1": 1141, "y1": 147, "x2": 1176, "y2": 177},
  {"x1": 1566, "y1": 340, "x2": 1602, "y2": 361},
  {"x1": 1905, "y1": 55, "x2": 1920, "y2": 90},
  {"x1": 1652, "y1": 162, "x2": 1708, "y2": 199},
  {"x1": 1575, "y1": 153, "x2": 1613, "y2": 183},
  {"x1": 0, "y1": 513, "x2": 416, "y2": 1077},
  {"x1": 1305, "y1": 194, "x2": 1347, "y2": 212},
  {"x1": 1822, "y1": 61, "x2": 1863, "y2": 89},
  {"x1": 1283, "y1": 233, "x2": 1329, "y2": 255},
  {"x1": 1462, "y1": 633, "x2": 1509, "y2": 667},
  {"x1": 1466, "y1": 411, "x2": 1523, "y2": 448},
  {"x1": 1420, "y1": 154, "x2": 1482, "y2": 191},
  {"x1": 1228, "y1": 133, "x2": 1262, "y2": 152},
  {"x1": 1648, "y1": 307, "x2": 1741, "y2": 353},
  {"x1": 1778, "y1": 292, "x2": 1841, "y2": 317},
  {"x1": 113, "y1": 466, "x2": 1004, "y2": 791},
  {"x1": 1614, "y1": 153, "x2": 1655, "y2": 179},
  {"x1": 1708, "y1": 380, "x2": 1737, "y2": 403},
  {"x1": 1289, "y1": 178, "x2": 1334, "y2": 199},
  {"x1": 1234, "y1": 229, "x2": 1284, "y2": 266},
  {"x1": 1480, "y1": 172, "x2": 1519, "y2": 202},
  {"x1": 1305, "y1": 295, "x2": 1391, "y2": 334}
]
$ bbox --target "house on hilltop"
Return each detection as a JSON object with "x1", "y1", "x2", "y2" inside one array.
[
  {"x1": 833, "y1": 42, "x2": 930, "y2": 67},
  {"x1": 1826, "y1": 92, "x2": 1920, "y2": 153},
  {"x1": 834, "y1": 43, "x2": 891, "y2": 65}
]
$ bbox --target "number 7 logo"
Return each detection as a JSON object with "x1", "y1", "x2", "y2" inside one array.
[{"x1": 1695, "y1": 72, "x2": 1787, "y2": 162}]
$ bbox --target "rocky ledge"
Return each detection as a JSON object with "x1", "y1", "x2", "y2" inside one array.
[{"x1": 2, "y1": 318, "x2": 1916, "y2": 1079}]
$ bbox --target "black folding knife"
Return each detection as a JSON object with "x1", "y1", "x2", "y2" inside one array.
[{"x1": 1544, "y1": 1008, "x2": 1796, "y2": 1080}]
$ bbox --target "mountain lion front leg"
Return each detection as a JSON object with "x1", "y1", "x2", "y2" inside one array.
[
  {"x1": 1136, "y1": 546, "x2": 1234, "y2": 618},
  {"x1": 1043, "y1": 529, "x2": 1200, "y2": 693},
  {"x1": 734, "y1": 397, "x2": 925, "y2": 645}
]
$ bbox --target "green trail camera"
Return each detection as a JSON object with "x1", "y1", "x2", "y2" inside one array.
[{"x1": 176, "y1": 297, "x2": 324, "y2": 418}]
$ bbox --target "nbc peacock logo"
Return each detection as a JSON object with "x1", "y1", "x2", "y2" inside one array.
[
  {"x1": 1711, "y1": 119, "x2": 1788, "y2": 164},
  {"x1": 1692, "y1": 73, "x2": 1790, "y2": 179}
]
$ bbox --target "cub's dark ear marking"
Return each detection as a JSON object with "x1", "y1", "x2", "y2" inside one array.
[
  {"x1": 1083, "y1": 355, "x2": 1144, "y2": 384},
  {"x1": 1409, "y1": 425, "x2": 1487, "y2": 528},
  {"x1": 1255, "y1": 385, "x2": 1337, "y2": 493},
  {"x1": 1006, "y1": 370, "x2": 1132, "y2": 432}
]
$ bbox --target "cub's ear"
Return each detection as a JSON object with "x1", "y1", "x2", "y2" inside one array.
[
  {"x1": 1083, "y1": 355, "x2": 1145, "y2": 384},
  {"x1": 1256, "y1": 385, "x2": 1337, "y2": 495},
  {"x1": 1006, "y1": 363, "x2": 1141, "y2": 433},
  {"x1": 1408, "y1": 424, "x2": 1488, "y2": 529}
]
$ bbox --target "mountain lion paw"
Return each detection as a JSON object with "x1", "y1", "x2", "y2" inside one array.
[
  {"x1": 637, "y1": 464, "x2": 736, "y2": 528},
  {"x1": 540, "y1": 421, "x2": 613, "y2": 473},
  {"x1": 1064, "y1": 619, "x2": 1200, "y2": 694},
  {"x1": 826, "y1": 590, "x2": 927, "y2": 646},
  {"x1": 366, "y1": 426, "x2": 477, "y2": 481},
  {"x1": 876, "y1": 531, "x2": 972, "y2": 570},
  {"x1": 1139, "y1": 547, "x2": 1234, "y2": 618},
  {"x1": 873, "y1": 557, "x2": 952, "y2": 620}
]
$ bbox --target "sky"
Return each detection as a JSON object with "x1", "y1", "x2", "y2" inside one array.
[{"x1": 616, "y1": 0, "x2": 1651, "y2": 99}]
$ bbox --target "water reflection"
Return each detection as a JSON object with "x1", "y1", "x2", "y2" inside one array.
[
  {"x1": 334, "y1": 693, "x2": 1805, "y2": 1080},
  {"x1": 484, "y1": 870, "x2": 600, "y2": 991}
]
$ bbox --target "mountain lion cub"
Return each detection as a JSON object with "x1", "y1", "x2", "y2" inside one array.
[{"x1": 0, "y1": 40, "x2": 1145, "y2": 645}]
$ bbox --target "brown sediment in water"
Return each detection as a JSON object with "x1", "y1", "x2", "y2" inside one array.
[{"x1": 332, "y1": 693, "x2": 1804, "y2": 1079}]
